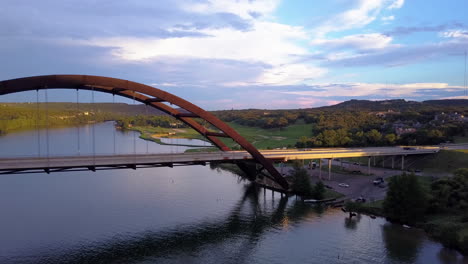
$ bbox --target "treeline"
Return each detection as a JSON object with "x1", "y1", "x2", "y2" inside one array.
[
  {"x1": 382, "y1": 169, "x2": 468, "y2": 254},
  {"x1": 115, "y1": 115, "x2": 185, "y2": 129},
  {"x1": 214, "y1": 99, "x2": 468, "y2": 147},
  {"x1": 0, "y1": 103, "x2": 169, "y2": 135},
  {"x1": 295, "y1": 127, "x2": 461, "y2": 148},
  {"x1": 214, "y1": 109, "x2": 300, "y2": 129}
]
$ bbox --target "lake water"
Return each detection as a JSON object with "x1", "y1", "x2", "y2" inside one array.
[{"x1": 0, "y1": 122, "x2": 466, "y2": 264}]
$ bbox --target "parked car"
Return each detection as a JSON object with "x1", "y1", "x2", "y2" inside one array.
[
  {"x1": 355, "y1": 196, "x2": 366, "y2": 203},
  {"x1": 373, "y1": 177, "x2": 384, "y2": 185},
  {"x1": 338, "y1": 183, "x2": 350, "y2": 188}
]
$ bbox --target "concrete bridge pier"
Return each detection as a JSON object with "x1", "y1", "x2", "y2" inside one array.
[
  {"x1": 328, "y1": 158, "x2": 332, "y2": 180},
  {"x1": 392, "y1": 156, "x2": 395, "y2": 169},
  {"x1": 319, "y1": 159, "x2": 322, "y2": 180},
  {"x1": 401, "y1": 155, "x2": 405, "y2": 171},
  {"x1": 368, "y1": 157, "x2": 371, "y2": 175}
]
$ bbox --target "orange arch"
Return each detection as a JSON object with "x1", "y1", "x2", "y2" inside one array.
[{"x1": 0, "y1": 75, "x2": 289, "y2": 190}]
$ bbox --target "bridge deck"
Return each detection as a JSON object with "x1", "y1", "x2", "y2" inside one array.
[{"x1": 0, "y1": 145, "x2": 447, "y2": 174}]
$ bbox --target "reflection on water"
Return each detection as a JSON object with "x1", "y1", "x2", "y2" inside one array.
[
  {"x1": 30, "y1": 184, "x2": 293, "y2": 264},
  {"x1": 0, "y1": 123, "x2": 467, "y2": 264},
  {"x1": 0, "y1": 122, "x2": 201, "y2": 157},
  {"x1": 383, "y1": 223, "x2": 424, "y2": 263}
]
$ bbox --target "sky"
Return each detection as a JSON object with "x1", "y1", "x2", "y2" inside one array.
[{"x1": 1, "y1": 0, "x2": 468, "y2": 110}]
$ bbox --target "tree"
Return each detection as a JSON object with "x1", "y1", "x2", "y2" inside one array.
[
  {"x1": 312, "y1": 181, "x2": 326, "y2": 200},
  {"x1": 366, "y1": 129, "x2": 382, "y2": 145},
  {"x1": 430, "y1": 168, "x2": 468, "y2": 212},
  {"x1": 344, "y1": 201, "x2": 361, "y2": 218},
  {"x1": 290, "y1": 162, "x2": 312, "y2": 196},
  {"x1": 385, "y1": 133, "x2": 397, "y2": 145},
  {"x1": 383, "y1": 173, "x2": 428, "y2": 224}
]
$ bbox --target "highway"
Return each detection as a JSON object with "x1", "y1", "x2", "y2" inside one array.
[{"x1": 1, "y1": 144, "x2": 463, "y2": 174}]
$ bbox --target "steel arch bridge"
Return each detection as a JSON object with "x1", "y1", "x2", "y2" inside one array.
[{"x1": 0, "y1": 75, "x2": 289, "y2": 190}]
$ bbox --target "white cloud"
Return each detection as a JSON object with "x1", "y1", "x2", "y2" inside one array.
[
  {"x1": 283, "y1": 82, "x2": 464, "y2": 98},
  {"x1": 312, "y1": 33, "x2": 393, "y2": 51},
  {"x1": 315, "y1": 0, "x2": 388, "y2": 36},
  {"x1": 381, "y1": 15, "x2": 395, "y2": 21},
  {"x1": 257, "y1": 64, "x2": 327, "y2": 86},
  {"x1": 183, "y1": 0, "x2": 280, "y2": 19},
  {"x1": 72, "y1": 20, "x2": 328, "y2": 86},
  {"x1": 441, "y1": 95, "x2": 468, "y2": 99},
  {"x1": 388, "y1": 0, "x2": 404, "y2": 9},
  {"x1": 441, "y1": 29, "x2": 468, "y2": 39},
  {"x1": 79, "y1": 22, "x2": 308, "y2": 65}
]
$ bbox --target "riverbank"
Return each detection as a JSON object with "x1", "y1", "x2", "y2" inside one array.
[
  {"x1": 350, "y1": 198, "x2": 468, "y2": 255},
  {"x1": 122, "y1": 125, "x2": 213, "y2": 148}
]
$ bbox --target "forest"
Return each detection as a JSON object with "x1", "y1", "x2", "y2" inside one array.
[{"x1": 1, "y1": 99, "x2": 468, "y2": 148}]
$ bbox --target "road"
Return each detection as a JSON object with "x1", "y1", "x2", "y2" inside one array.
[{"x1": 0, "y1": 145, "x2": 447, "y2": 173}]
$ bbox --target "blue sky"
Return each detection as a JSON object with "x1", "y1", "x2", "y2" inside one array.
[{"x1": 1, "y1": 0, "x2": 468, "y2": 109}]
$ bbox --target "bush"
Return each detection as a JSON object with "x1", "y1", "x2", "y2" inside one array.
[
  {"x1": 312, "y1": 181, "x2": 326, "y2": 200},
  {"x1": 383, "y1": 173, "x2": 428, "y2": 224},
  {"x1": 290, "y1": 162, "x2": 313, "y2": 196}
]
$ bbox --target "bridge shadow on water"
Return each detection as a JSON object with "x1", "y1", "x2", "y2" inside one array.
[{"x1": 30, "y1": 184, "x2": 316, "y2": 264}]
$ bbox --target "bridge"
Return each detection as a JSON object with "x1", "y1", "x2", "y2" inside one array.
[
  {"x1": 0, "y1": 75, "x2": 459, "y2": 192},
  {"x1": 0, "y1": 145, "x2": 444, "y2": 175}
]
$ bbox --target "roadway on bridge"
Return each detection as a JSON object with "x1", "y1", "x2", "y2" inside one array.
[{"x1": 1, "y1": 144, "x2": 463, "y2": 173}]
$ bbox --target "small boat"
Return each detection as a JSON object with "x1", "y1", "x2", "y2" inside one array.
[
  {"x1": 303, "y1": 199, "x2": 319, "y2": 203},
  {"x1": 403, "y1": 224, "x2": 410, "y2": 229}
]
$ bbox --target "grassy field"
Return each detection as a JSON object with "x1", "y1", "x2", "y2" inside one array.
[
  {"x1": 131, "y1": 126, "x2": 209, "y2": 147},
  {"x1": 454, "y1": 136, "x2": 468, "y2": 143},
  {"x1": 324, "y1": 188, "x2": 345, "y2": 200},
  {"x1": 220, "y1": 120, "x2": 313, "y2": 149},
  {"x1": 410, "y1": 150, "x2": 468, "y2": 174},
  {"x1": 130, "y1": 119, "x2": 313, "y2": 150}
]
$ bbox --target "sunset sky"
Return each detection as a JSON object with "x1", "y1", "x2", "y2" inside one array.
[{"x1": 2, "y1": 0, "x2": 468, "y2": 109}]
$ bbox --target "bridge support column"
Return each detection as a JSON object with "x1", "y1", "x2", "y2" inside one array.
[
  {"x1": 401, "y1": 155, "x2": 405, "y2": 171},
  {"x1": 319, "y1": 159, "x2": 322, "y2": 180},
  {"x1": 340, "y1": 159, "x2": 343, "y2": 170},
  {"x1": 328, "y1": 158, "x2": 332, "y2": 180},
  {"x1": 373, "y1": 156, "x2": 376, "y2": 166},
  {"x1": 392, "y1": 156, "x2": 395, "y2": 169},
  {"x1": 382, "y1": 157, "x2": 385, "y2": 168},
  {"x1": 368, "y1": 157, "x2": 371, "y2": 175}
]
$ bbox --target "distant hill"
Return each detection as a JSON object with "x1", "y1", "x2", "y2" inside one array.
[
  {"x1": 316, "y1": 99, "x2": 468, "y2": 112},
  {"x1": 423, "y1": 99, "x2": 468, "y2": 107}
]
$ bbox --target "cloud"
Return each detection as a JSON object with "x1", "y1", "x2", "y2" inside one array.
[
  {"x1": 320, "y1": 38, "x2": 468, "y2": 67},
  {"x1": 183, "y1": 0, "x2": 280, "y2": 19},
  {"x1": 282, "y1": 82, "x2": 465, "y2": 98},
  {"x1": 314, "y1": 0, "x2": 389, "y2": 36},
  {"x1": 441, "y1": 95, "x2": 468, "y2": 100},
  {"x1": 381, "y1": 15, "x2": 395, "y2": 21},
  {"x1": 0, "y1": 0, "x2": 253, "y2": 38},
  {"x1": 387, "y1": 0, "x2": 404, "y2": 9},
  {"x1": 71, "y1": 20, "x2": 327, "y2": 85},
  {"x1": 442, "y1": 29, "x2": 468, "y2": 39},
  {"x1": 257, "y1": 64, "x2": 327, "y2": 86},
  {"x1": 384, "y1": 24, "x2": 465, "y2": 36},
  {"x1": 312, "y1": 33, "x2": 394, "y2": 51}
]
